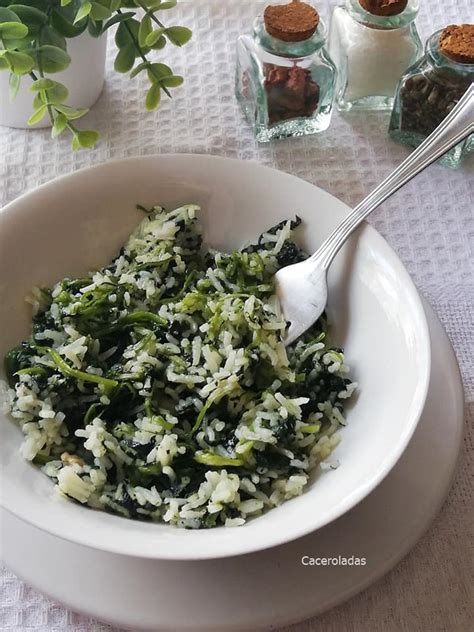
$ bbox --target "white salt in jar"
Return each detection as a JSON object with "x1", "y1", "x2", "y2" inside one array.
[{"x1": 328, "y1": 0, "x2": 422, "y2": 111}]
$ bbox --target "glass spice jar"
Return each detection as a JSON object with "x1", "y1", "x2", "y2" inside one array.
[
  {"x1": 328, "y1": 0, "x2": 422, "y2": 111},
  {"x1": 235, "y1": 0, "x2": 337, "y2": 142},
  {"x1": 389, "y1": 24, "x2": 474, "y2": 169}
]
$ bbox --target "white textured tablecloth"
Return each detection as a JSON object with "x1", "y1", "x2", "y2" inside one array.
[{"x1": 1, "y1": 1, "x2": 472, "y2": 630}]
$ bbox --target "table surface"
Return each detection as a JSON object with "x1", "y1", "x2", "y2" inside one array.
[{"x1": 0, "y1": 1, "x2": 472, "y2": 631}]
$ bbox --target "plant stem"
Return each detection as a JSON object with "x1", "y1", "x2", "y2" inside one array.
[
  {"x1": 32, "y1": 15, "x2": 81, "y2": 143},
  {"x1": 28, "y1": 70, "x2": 54, "y2": 125},
  {"x1": 3, "y1": 8, "x2": 88, "y2": 146},
  {"x1": 135, "y1": 1, "x2": 165, "y2": 28},
  {"x1": 36, "y1": 72, "x2": 55, "y2": 125},
  {"x1": 2, "y1": 27, "x2": 53, "y2": 126},
  {"x1": 37, "y1": 11, "x2": 56, "y2": 126},
  {"x1": 117, "y1": 8, "x2": 172, "y2": 98},
  {"x1": 28, "y1": 70, "x2": 77, "y2": 137}
]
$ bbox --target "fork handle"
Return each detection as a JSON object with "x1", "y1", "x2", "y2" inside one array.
[{"x1": 313, "y1": 83, "x2": 474, "y2": 270}]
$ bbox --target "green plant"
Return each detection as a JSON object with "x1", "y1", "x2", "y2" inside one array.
[{"x1": 0, "y1": 1, "x2": 192, "y2": 148}]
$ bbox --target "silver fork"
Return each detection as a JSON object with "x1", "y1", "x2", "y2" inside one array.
[{"x1": 276, "y1": 84, "x2": 474, "y2": 346}]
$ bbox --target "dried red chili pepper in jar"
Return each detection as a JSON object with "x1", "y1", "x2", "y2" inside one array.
[
  {"x1": 264, "y1": 63, "x2": 320, "y2": 124},
  {"x1": 236, "y1": 1, "x2": 337, "y2": 142}
]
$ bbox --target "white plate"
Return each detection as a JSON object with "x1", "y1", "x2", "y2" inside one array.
[
  {"x1": 1, "y1": 298, "x2": 463, "y2": 631},
  {"x1": 0, "y1": 155, "x2": 430, "y2": 560}
]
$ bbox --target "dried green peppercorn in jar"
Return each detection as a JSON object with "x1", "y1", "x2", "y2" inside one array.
[{"x1": 389, "y1": 24, "x2": 474, "y2": 168}]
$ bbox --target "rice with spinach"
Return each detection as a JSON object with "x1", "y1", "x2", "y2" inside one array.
[{"x1": 1, "y1": 205, "x2": 356, "y2": 528}]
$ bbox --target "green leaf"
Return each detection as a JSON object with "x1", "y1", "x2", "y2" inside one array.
[
  {"x1": 30, "y1": 79, "x2": 69, "y2": 106},
  {"x1": 147, "y1": 62, "x2": 172, "y2": 83},
  {"x1": 115, "y1": 17, "x2": 139, "y2": 48},
  {"x1": 27, "y1": 104, "x2": 47, "y2": 125},
  {"x1": 4, "y1": 0, "x2": 46, "y2": 10},
  {"x1": 54, "y1": 104, "x2": 88, "y2": 120},
  {"x1": 9, "y1": 72, "x2": 20, "y2": 101},
  {"x1": 101, "y1": 11, "x2": 134, "y2": 33},
  {"x1": 159, "y1": 74, "x2": 183, "y2": 88},
  {"x1": 45, "y1": 81, "x2": 69, "y2": 104},
  {"x1": 29, "y1": 77, "x2": 56, "y2": 91},
  {"x1": 51, "y1": 8, "x2": 88, "y2": 38},
  {"x1": 71, "y1": 129, "x2": 99, "y2": 150},
  {"x1": 33, "y1": 91, "x2": 43, "y2": 108},
  {"x1": 129, "y1": 61, "x2": 149, "y2": 79},
  {"x1": 0, "y1": 57, "x2": 9, "y2": 70},
  {"x1": 149, "y1": 34, "x2": 166, "y2": 50},
  {"x1": 32, "y1": 45, "x2": 71, "y2": 73},
  {"x1": 145, "y1": 83, "x2": 161, "y2": 110},
  {"x1": 138, "y1": 0, "x2": 163, "y2": 8},
  {"x1": 114, "y1": 45, "x2": 135, "y2": 73},
  {"x1": 0, "y1": 8, "x2": 22, "y2": 23},
  {"x1": 157, "y1": 1, "x2": 178, "y2": 9},
  {"x1": 90, "y1": 1, "x2": 111, "y2": 21},
  {"x1": 138, "y1": 13, "x2": 152, "y2": 48},
  {"x1": 6, "y1": 5, "x2": 48, "y2": 34},
  {"x1": 4, "y1": 50, "x2": 34, "y2": 74},
  {"x1": 164, "y1": 26, "x2": 192, "y2": 47},
  {"x1": 0, "y1": 21, "x2": 28, "y2": 39},
  {"x1": 39, "y1": 25, "x2": 67, "y2": 51},
  {"x1": 1, "y1": 36, "x2": 34, "y2": 52},
  {"x1": 74, "y1": 1, "x2": 92, "y2": 23},
  {"x1": 51, "y1": 112, "x2": 68, "y2": 138},
  {"x1": 87, "y1": 17, "x2": 103, "y2": 37},
  {"x1": 145, "y1": 27, "x2": 165, "y2": 47}
]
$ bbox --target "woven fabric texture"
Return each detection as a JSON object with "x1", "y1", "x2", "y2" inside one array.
[{"x1": 0, "y1": 1, "x2": 472, "y2": 630}]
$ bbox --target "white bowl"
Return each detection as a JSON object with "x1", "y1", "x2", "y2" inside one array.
[{"x1": 0, "y1": 155, "x2": 430, "y2": 560}]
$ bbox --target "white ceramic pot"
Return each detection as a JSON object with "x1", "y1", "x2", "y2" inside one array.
[{"x1": 0, "y1": 31, "x2": 107, "y2": 129}]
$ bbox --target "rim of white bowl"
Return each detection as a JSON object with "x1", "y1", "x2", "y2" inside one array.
[{"x1": 0, "y1": 154, "x2": 431, "y2": 560}]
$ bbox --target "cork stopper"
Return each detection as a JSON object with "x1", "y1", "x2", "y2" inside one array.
[
  {"x1": 439, "y1": 24, "x2": 474, "y2": 64},
  {"x1": 359, "y1": 0, "x2": 408, "y2": 17},
  {"x1": 264, "y1": 1, "x2": 319, "y2": 43}
]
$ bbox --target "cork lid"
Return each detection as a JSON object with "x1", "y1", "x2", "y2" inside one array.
[
  {"x1": 439, "y1": 24, "x2": 474, "y2": 64},
  {"x1": 359, "y1": 0, "x2": 408, "y2": 17},
  {"x1": 264, "y1": 1, "x2": 319, "y2": 42}
]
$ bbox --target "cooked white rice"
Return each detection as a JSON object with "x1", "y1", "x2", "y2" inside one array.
[{"x1": 1, "y1": 205, "x2": 356, "y2": 528}]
